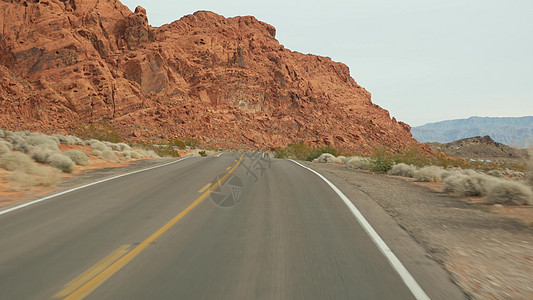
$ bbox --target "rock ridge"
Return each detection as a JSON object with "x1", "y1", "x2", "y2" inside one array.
[{"x1": 0, "y1": 0, "x2": 421, "y2": 153}]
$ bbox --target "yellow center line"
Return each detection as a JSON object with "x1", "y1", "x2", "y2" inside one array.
[
  {"x1": 226, "y1": 166, "x2": 231, "y2": 170},
  {"x1": 197, "y1": 183, "x2": 212, "y2": 193},
  {"x1": 54, "y1": 245, "x2": 132, "y2": 298},
  {"x1": 59, "y1": 153, "x2": 244, "y2": 300}
]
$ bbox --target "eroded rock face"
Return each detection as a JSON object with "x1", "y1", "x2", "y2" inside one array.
[{"x1": 0, "y1": 0, "x2": 421, "y2": 153}]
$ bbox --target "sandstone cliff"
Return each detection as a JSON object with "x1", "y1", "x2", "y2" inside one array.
[{"x1": 0, "y1": 0, "x2": 419, "y2": 153}]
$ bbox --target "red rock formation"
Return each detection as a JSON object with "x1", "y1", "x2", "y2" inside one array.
[{"x1": 0, "y1": 0, "x2": 422, "y2": 153}]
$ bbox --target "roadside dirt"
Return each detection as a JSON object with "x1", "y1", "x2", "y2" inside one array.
[
  {"x1": 304, "y1": 162, "x2": 533, "y2": 300},
  {"x1": 0, "y1": 144, "x2": 194, "y2": 209}
]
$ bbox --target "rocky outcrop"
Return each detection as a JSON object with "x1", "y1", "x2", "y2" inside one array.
[{"x1": 0, "y1": 0, "x2": 422, "y2": 153}]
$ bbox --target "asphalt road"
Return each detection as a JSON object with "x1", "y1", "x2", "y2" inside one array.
[{"x1": 0, "y1": 153, "x2": 462, "y2": 299}]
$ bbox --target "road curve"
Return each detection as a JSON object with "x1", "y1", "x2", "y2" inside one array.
[{"x1": 0, "y1": 153, "x2": 457, "y2": 299}]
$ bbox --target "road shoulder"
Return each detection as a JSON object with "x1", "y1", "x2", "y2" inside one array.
[{"x1": 301, "y1": 161, "x2": 533, "y2": 299}]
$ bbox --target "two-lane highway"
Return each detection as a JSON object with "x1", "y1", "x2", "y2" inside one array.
[{"x1": 0, "y1": 153, "x2": 459, "y2": 299}]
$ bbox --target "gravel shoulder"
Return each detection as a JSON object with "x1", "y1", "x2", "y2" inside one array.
[{"x1": 302, "y1": 161, "x2": 533, "y2": 300}]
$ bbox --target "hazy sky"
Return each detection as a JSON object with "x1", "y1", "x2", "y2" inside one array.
[{"x1": 121, "y1": 0, "x2": 532, "y2": 127}]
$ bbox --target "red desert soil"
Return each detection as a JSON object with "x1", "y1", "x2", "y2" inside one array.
[{"x1": 0, "y1": 0, "x2": 431, "y2": 154}]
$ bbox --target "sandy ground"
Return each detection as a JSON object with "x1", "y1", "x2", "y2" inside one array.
[{"x1": 305, "y1": 162, "x2": 533, "y2": 300}]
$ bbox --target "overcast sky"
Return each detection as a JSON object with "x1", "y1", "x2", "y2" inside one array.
[{"x1": 121, "y1": 0, "x2": 532, "y2": 127}]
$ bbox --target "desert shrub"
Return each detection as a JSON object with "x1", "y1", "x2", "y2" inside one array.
[
  {"x1": 8, "y1": 169, "x2": 60, "y2": 190},
  {"x1": 485, "y1": 180, "x2": 533, "y2": 205},
  {"x1": 53, "y1": 134, "x2": 82, "y2": 145},
  {"x1": 388, "y1": 163, "x2": 417, "y2": 178},
  {"x1": 199, "y1": 150, "x2": 207, "y2": 157},
  {"x1": 334, "y1": 156, "x2": 347, "y2": 164},
  {"x1": 123, "y1": 150, "x2": 141, "y2": 159},
  {"x1": 0, "y1": 152, "x2": 38, "y2": 173},
  {"x1": 414, "y1": 166, "x2": 444, "y2": 182},
  {"x1": 64, "y1": 150, "x2": 90, "y2": 166},
  {"x1": 92, "y1": 150, "x2": 103, "y2": 158},
  {"x1": 314, "y1": 153, "x2": 336, "y2": 163},
  {"x1": 0, "y1": 140, "x2": 12, "y2": 156},
  {"x1": 135, "y1": 149, "x2": 159, "y2": 158},
  {"x1": 26, "y1": 134, "x2": 59, "y2": 148},
  {"x1": 443, "y1": 173, "x2": 496, "y2": 196},
  {"x1": 30, "y1": 145, "x2": 60, "y2": 163},
  {"x1": 71, "y1": 121, "x2": 122, "y2": 143},
  {"x1": 47, "y1": 153, "x2": 75, "y2": 173},
  {"x1": 371, "y1": 147, "x2": 395, "y2": 172},
  {"x1": 487, "y1": 170, "x2": 506, "y2": 178},
  {"x1": 101, "y1": 150, "x2": 118, "y2": 162},
  {"x1": 6, "y1": 134, "x2": 31, "y2": 153},
  {"x1": 0, "y1": 129, "x2": 4, "y2": 138},
  {"x1": 345, "y1": 156, "x2": 373, "y2": 170},
  {"x1": 169, "y1": 139, "x2": 187, "y2": 149},
  {"x1": 116, "y1": 143, "x2": 131, "y2": 151},
  {"x1": 90, "y1": 141, "x2": 109, "y2": 152}
]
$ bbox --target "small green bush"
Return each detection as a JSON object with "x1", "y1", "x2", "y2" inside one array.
[
  {"x1": 71, "y1": 121, "x2": 122, "y2": 143},
  {"x1": 199, "y1": 150, "x2": 207, "y2": 157},
  {"x1": 370, "y1": 147, "x2": 395, "y2": 172}
]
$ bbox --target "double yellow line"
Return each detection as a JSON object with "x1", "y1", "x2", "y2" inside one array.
[{"x1": 54, "y1": 154, "x2": 244, "y2": 300}]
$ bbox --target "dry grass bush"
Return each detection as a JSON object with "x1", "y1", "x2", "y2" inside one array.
[
  {"x1": 0, "y1": 140, "x2": 13, "y2": 156},
  {"x1": 443, "y1": 172, "x2": 497, "y2": 196},
  {"x1": 90, "y1": 141, "x2": 109, "y2": 152},
  {"x1": 345, "y1": 156, "x2": 374, "y2": 170},
  {"x1": 388, "y1": 163, "x2": 417, "y2": 178},
  {"x1": 0, "y1": 152, "x2": 38, "y2": 173},
  {"x1": 134, "y1": 149, "x2": 159, "y2": 158},
  {"x1": 335, "y1": 156, "x2": 347, "y2": 164},
  {"x1": 117, "y1": 143, "x2": 131, "y2": 151},
  {"x1": 64, "y1": 150, "x2": 89, "y2": 166},
  {"x1": 30, "y1": 145, "x2": 60, "y2": 163},
  {"x1": 48, "y1": 153, "x2": 75, "y2": 173},
  {"x1": 26, "y1": 134, "x2": 59, "y2": 147},
  {"x1": 313, "y1": 153, "x2": 336, "y2": 163},
  {"x1": 414, "y1": 166, "x2": 445, "y2": 182},
  {"x1": 53, "y1": 134, "x2": 83, "y2": 145},
  {"x1": 101, "y1": 149, "x2": 118, "y2": 162},
  {"x1": 6, "y1": 134, "x2": 31, "y2": 153},
  {"x1": 123, "y1": 150, "x2": 141, "y2": 159},
  {"x1": 485, "y1": 180, "x2": 533, "y2": 205},
  {"x1": 8, "y1": 169, "x2": 59, "y2": 190},
  {"x1": 92, "y1": 150, "x2": 103, "y2": 159}
]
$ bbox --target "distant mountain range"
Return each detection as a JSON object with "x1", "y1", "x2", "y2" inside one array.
[{"x1": 411, "y1": 116, "x2": 533, "y2": 148}]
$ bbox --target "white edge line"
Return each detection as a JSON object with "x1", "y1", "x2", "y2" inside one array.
[
  {"x1": 289, "y1": 160, "x2": 431, "y2": 300},
  {"x1": 215, "y1": 153, "x2": 223, "y2": 158},
  {"x1": 0, "y1": 157, "x2": 189, "y2": 217}
]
